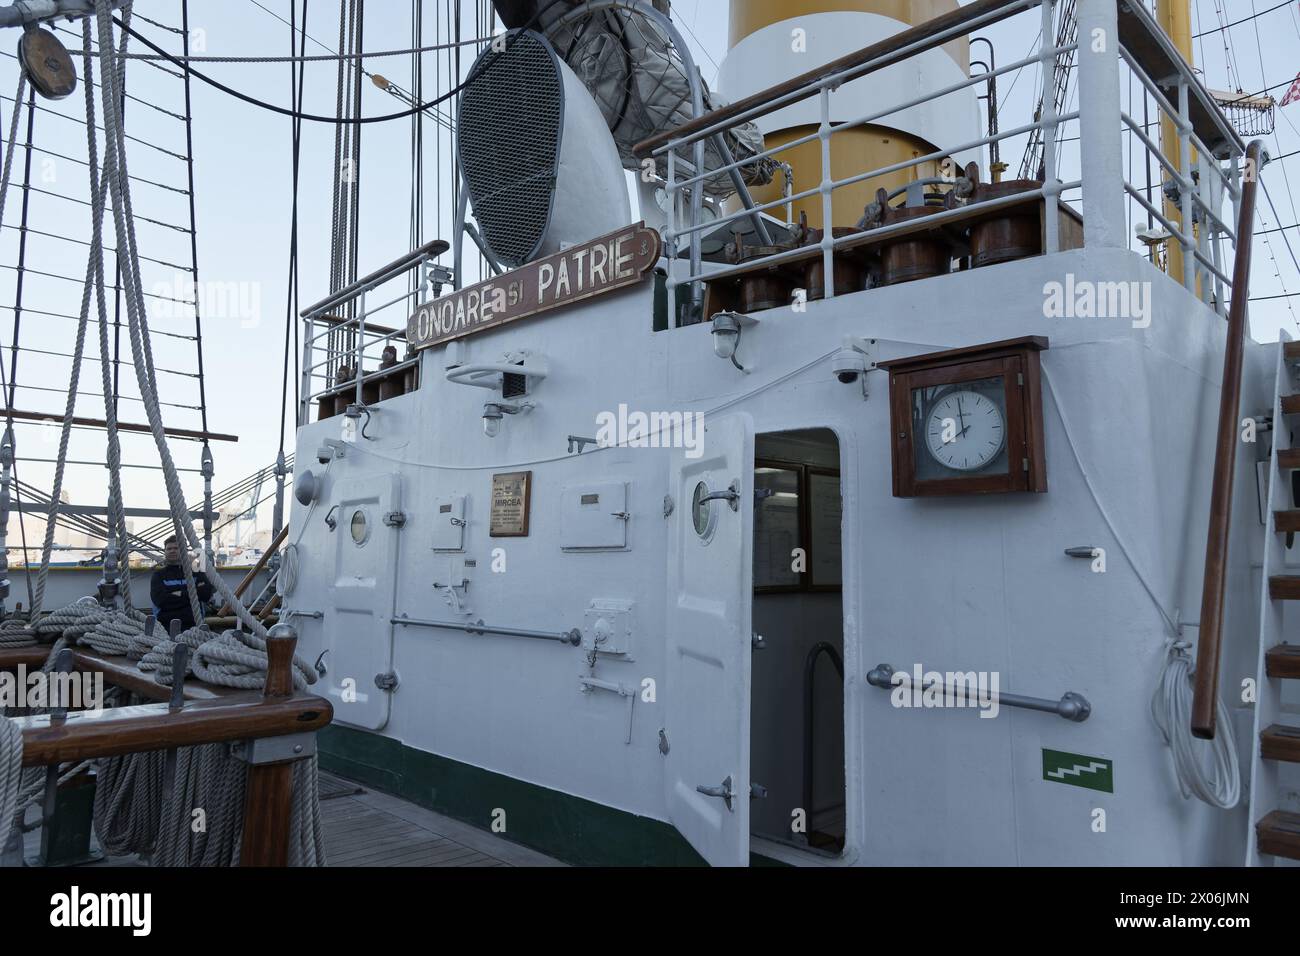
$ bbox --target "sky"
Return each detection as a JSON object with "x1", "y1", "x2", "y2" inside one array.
[{"x1": 0, "y1": 0, "x2": 1297, "y2": 556}]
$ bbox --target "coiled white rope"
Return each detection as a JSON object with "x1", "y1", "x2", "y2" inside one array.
[
  {"x1": 0, "y1": 619, "x2": 37, "y2": 648},
  {"x1": 1150, "y1": 639, "x2": 1242, "y2": 809}
]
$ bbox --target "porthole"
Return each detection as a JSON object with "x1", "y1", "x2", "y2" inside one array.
[
  {"x1": 350, "y1": 509, "x2": 370, "y2": 545},
  {"x1": 691, "y1": 480, "x2": 717, "y2": 542}
]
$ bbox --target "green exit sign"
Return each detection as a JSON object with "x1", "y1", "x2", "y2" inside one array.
[{"x1": 1042, "y1": 749, "x2": 1113, "y2": 793}]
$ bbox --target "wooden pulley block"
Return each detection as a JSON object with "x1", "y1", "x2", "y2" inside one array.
[{"x1": 19, "y1": 26, "x2": 77, "y2": 101}]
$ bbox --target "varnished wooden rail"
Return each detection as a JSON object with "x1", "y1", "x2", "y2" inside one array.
[
  {"x1": 1193, "y1": 139, "x2": 1265, "y2": 739},
  {"x1": 15, "y1": 692, "x2": 331, "y2": 765},
  {"x1": 10, "y1": 624, "x2": 331, "y2": 867}
]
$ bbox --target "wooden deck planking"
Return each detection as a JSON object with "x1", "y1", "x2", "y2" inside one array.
[{"x1": 13, "y1": 771, "x2": 562, "y2": 868}]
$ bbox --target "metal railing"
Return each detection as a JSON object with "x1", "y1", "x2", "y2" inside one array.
[
  {"x1": 298, "y1": 239, "x2": 449, "y2": 426},
  {"x1": 1114, "y1": 0, "x2": 1247, "y2": 316},
  {"x1": 633, "y1": 0, "x2": 1248, "y2": 325}
]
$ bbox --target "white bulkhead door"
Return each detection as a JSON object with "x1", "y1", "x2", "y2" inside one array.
[
  {"x1": 663, "y1": 413, "x2": 754, "y2": 867},
  {"x1": 325, "y1": 472, "x2": 402, "y2": 731}
]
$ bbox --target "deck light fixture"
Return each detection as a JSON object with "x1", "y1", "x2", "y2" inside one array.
[
  {"x1": 711, "y1": 311, "x2": 757, "y2": 372},
  {"x1": 482, "y1": 400, "x2": 533, "y2": 438}
]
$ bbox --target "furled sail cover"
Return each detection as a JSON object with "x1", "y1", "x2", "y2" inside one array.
[
  {"x1": 457, "y1": 30, "x2": 564, "y2": 268},
  {"x1": 492, "y1": 0, "x2": 775, "y2": 198}
]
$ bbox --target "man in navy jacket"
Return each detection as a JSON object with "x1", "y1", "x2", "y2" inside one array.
[{"x1": 150, "y1": 535, "x2": 214, "y2": 632}]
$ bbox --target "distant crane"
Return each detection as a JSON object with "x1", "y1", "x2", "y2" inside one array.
[{"x1": 232, "y1": 470, "x2": 266, "y2": 552}]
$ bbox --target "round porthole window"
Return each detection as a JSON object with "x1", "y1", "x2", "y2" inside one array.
[
  {"x1": 691, "y1": 481, "x2": 716, "y2": 541},
  {"x1": 350, "y1": 509, "x2": 369, "y2": 545}
]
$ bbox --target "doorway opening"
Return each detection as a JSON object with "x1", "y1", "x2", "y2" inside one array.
[{"x1": 750, "y1": 428, "x2": 845, "y2": 856}]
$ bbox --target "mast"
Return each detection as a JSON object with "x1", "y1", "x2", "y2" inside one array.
[{"x1": 1157, "y1": 0, "x2": 1195, "y2": 283}]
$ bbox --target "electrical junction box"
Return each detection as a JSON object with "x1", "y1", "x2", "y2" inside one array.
[
  {"x1": 582, "y1": 599, "x2": 634, "y2": 658},
  {"x1": 431, "y1": 495, "x2": 467, "y2": 552},
  {"x1": 560, "y1": 481, "x2": 628, "y2": 551}
]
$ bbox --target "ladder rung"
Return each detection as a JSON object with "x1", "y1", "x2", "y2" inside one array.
[
  {"x1": 1268, "y1": 576, "x2": 1300, "y2": 600},
  {"x1": 1275, "y1": 511, "x2": 1300, "y2": 533},
  {"x1": 1257, "y1": 810, "x2": 1300, "y2": 860},
  {"x1": 1279, "y1": 448, "x2": 1300, "y2": 470},
  {"x1": 1265, "y1": 644, "x2": 1300, "y2": 679},
  {"x1": 1261, "y1": 724, "x2": 1300, "y2": 763}
]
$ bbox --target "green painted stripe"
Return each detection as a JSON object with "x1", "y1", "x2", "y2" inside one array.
[{"x1": 319, "y1": 724, "x2": 717, "y2": 867}]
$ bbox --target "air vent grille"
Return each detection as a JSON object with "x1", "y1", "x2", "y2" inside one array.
[{"x1": 458, "y1": 31, "x2": 563, "y2": 268}]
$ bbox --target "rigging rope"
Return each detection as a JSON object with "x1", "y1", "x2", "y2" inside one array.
[
  {"x1": 31, "y1": 32, "x2": 120, "y2": 616},
  {"x1": 280, "y1": 0, "x2": 307, "y2": 451},
  {"x1": 107, "y1": 0, "x2": 571, "y2": 126},
  {"x1": 63, "y1": 35, "x2": 491, "y2": 62},
  {"x1": 0, "y1": 713, "x2": 22, "y2": 853}
]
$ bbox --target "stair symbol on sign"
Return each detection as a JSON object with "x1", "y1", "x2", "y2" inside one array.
[{"x1": 1045, "y1": 761, "x2": 1108, "y2": 781}]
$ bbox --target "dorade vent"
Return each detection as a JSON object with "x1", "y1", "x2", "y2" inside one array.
[{"x1": 458, "y1": 30, "x2": 564, "y2": 269}]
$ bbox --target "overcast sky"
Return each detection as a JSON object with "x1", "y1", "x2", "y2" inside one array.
[{"x1": 0, "y1": 0, "x2": 1297, "y2": 553}]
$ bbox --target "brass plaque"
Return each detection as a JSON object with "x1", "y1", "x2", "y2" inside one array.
[{"x1": 490, "y1": 471, "x2": 531, "y2": 537}]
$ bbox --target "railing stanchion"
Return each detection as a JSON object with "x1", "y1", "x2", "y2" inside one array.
[
  {"x1": 1178, "y1": 80, "x2": 1197, "y2": 292},
  {"x1": 354, "y1": 290, "x2": 366, "y2": 409},
  {"x1": 666, "y1": 146, "x2": 678, "y2": 328},
  {"x1": 238, "y1": 622, "x2": 303, "y2": 867},
  {"x1": 819, "y1": 87, "x2": 835, "y2": 299},
  {"x1": 1039, "y1": 0, "x2": 1060, "y2": 253},
  {"x1": 299, "y1": 315, "x2": 313, "y2": 426}
]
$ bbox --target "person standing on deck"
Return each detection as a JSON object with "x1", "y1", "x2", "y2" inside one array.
[{"x1": 150, "y1": 535, "x2": 214, "y2": 632}]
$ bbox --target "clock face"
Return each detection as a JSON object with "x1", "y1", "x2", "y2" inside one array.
[
  {"x1": 921, "y1": 385, "x2": 1007, "y2": 473},
  {"x1": 887, "y1": 343, "x2": 1047, "y2": 497}
]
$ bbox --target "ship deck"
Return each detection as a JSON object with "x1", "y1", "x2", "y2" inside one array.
[{"x1": 19, "y1": 771, "x2": 563, "y2": 868}]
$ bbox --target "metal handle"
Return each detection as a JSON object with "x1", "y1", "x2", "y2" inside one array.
[
  {"x1": 696, "y1": 775, "x2": 734, "y2": 811},
  {"x1": 394, "y1": 614, "x2": 582, "y2": 646},
  {"x1": 865, "y1": 663, "x2": 1092, "y2": 722},
  {"x1": 699, "y1": 481, "x2": 741, "y2": 511}
]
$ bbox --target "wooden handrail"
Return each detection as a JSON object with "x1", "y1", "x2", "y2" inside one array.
[
  {"x1": 218, "y1": 524, "x2": 289, "y2": 616},
  {"x1": 1193, "y1": 139, "x2": 1266, "y2": 739},
  {"x1": 16, "y1": 692, "x2": 331, "y2": 765},
  {"x1": 12, "y1": 625, "x2": 330, "y2": 867}
]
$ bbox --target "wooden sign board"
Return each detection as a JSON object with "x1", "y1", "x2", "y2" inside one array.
[
  {"x1": 490, "y1": 471, "x2": 532, "y2": 537},
  {"x1": 407, "y1": 222, "x2": 661, "y2": 352}
]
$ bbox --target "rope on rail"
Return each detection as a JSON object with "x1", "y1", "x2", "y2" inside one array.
[
  {"x1": 0, "y1": 0, "x2": 327, "y2": 870},
  {"x1": 0, "y1": 715, "x2": 20, "y2": 854},
  {"x1": 100, "y1": 1, "x2": 322, "y2": 866}
]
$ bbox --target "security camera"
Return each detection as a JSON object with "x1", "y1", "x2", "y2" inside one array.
[
  {"x1": 832, "y1": 347, "x2": 868, "y2": 384},
  {"x1": 831, "y1": 337, "x2": 875, "y2": 397}
]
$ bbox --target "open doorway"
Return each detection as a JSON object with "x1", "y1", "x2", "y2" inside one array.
[{"x1": 750, "y1": 428, "x2": 845, "y2": 856}]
